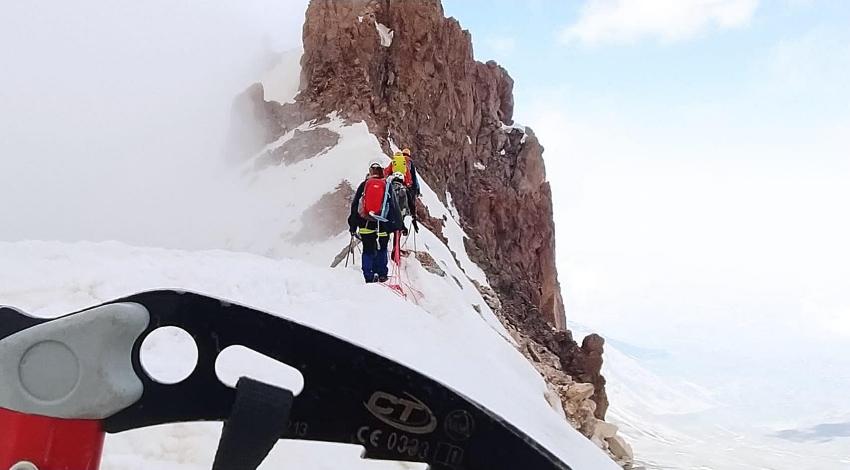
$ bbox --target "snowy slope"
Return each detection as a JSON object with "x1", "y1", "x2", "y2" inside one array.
[
  {"x1": 220, "y1": 111, "x2": 510, "y2": 339},
  {"x1": 0, "y1": 241, "x2": 619, "y2": 470},
  {"x1": 569, "y1": 323, "x2": 850, "y2": 470}
]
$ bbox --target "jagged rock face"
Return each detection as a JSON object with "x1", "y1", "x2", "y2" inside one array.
[
  {"x1": 570, "y1": 333, "x2": 609, "y2": 419},
  {"x1": 297, "y1": 0, "x2": 565, "y2": 330},
  {"x1": 508, "y1": 325, "x2": 625, "y2": 466}
]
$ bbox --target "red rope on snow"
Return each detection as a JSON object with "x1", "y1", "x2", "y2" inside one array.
[{"x1": 381, "y1": 230, "x2": 424, "y2": 303}]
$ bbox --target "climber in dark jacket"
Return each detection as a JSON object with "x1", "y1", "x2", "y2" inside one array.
[{"x1": 348, "y1": 161, "x2": 403, "y2": 283}]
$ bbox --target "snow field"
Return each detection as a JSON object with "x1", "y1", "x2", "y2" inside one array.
[{"x1": 1, "y1": 240, "x2": 619, "y2": 470}]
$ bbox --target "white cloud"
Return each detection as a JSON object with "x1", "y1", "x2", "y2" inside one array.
[
  {"x1": 520, "y1": 88, "x2": 850, "y2": 346},
  {"x1": 0, "y1": 0, "x2": 307, "y2": 247},
  {"x1": 560, "y1": 0, "x2": 759, "y2": 45}
]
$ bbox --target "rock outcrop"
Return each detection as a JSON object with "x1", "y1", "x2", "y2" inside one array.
[
  {"x1": 507, "y1": 324, "x2": 630, "y2": 468},
  {"x1": 231, "y1": 0, "x2": 624, "y2": 464}
]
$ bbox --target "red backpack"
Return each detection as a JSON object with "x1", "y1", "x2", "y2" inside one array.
[{"x1": 358, "y1": 177, "x2": 386, "y2": 220}]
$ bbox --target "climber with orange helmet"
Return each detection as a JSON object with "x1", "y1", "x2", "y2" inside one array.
[{"x1": 384, "y1": 148, "x2": 420, "y2": 231}]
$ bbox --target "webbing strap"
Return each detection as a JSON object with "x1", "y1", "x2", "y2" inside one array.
[
  {"x1": 357, "y1": 227, "x2": 388, "y2": 236},
  {"x1": 212, "y1": 377, "x2": 293, "y2": 470}
]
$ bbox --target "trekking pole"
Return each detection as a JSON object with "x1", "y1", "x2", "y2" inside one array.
[
  {"x1": 394, "y1": 230, "x2": 402, "y2": 266},
  {"x1": 410, "y1": 216, "x2": 418, "y2": 254},
  {"x1": 344, "y1": 235, "x2": 354, "y2": 268}
]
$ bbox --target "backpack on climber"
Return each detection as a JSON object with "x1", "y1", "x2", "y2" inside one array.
[{"x1": 384, "y1": 148, "x2": 420, "y2": 224}]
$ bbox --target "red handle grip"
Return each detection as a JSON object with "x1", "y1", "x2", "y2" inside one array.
[{"x1": 0, "y1": 408, "x2": 104, "y2": 470}]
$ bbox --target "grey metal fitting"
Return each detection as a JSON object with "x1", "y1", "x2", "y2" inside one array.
[{"x1": 0, "y1": 303, "x2": 149, "y2": 419}]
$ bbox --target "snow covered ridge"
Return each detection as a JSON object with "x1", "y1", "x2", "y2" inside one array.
[
  {"x1": 0, "y1": 240, "x2": 619, "y2": 470},
  {"x1": 234, "y1": 114, "x2": 498, "y2": 330}
]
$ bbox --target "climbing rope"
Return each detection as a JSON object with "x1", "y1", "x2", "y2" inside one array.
[{"x1": 385, "y1": 230, "x2": 423, "y2": 303}]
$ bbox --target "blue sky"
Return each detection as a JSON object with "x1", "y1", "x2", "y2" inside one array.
[
  {"x1": 444, "y1": 0, "x2": 850, "y2": 424},
  {"x1": 443, "y1": 0, "x2": 850, "y2": 154},
  {"x1": 445, "y1": 0, "x2": 850, "y2": 126}
]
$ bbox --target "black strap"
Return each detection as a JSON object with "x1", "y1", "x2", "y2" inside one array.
[{"x1": 212, "y1": 377, "x2": 294, "y2": 470}]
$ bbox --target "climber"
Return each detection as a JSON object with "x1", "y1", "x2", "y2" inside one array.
[
  {"x1": 348, "y1": 161, "x2": 401, "y2": 283},
  {"x1": 384, "y1": 148, "x2": 420, "y2": 232}
]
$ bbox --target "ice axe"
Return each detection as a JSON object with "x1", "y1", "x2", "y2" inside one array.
[
  {"x1": 330, "y1": 234, "x2": 361, "y2": 268},
  {"x1": 0, "y1": 290, "x2": 573, "y2": 470}
]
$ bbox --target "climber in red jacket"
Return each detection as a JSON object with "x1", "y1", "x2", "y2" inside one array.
[{"x1": 348, "y1": 161, "x2": 402, "y2": 283}]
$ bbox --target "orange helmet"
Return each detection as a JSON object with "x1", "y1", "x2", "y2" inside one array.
[{"x1": 401, "y1": 148, "x2": 411, "y2": 156}]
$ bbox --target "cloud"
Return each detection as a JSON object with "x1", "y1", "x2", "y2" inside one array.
[
  {"x1": 0, "y1": 0, "x2": 308, "y2": 248},
  {"x1": 520, "y1": 86, "x2": 850, "y2": 346},
  {"x1": 560, "y1": 0, "x2": 759, "y2": 46}
]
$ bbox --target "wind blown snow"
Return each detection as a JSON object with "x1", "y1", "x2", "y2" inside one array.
[
  {"x1": 0, "y1": 241, "x2": 619, "y2": 470},
  {"x1": 260, "y1": 48, "x2": 303, "y2": 105},
  {"x1": 0, "y1": 0, "x2": 306, "y2": 249}
]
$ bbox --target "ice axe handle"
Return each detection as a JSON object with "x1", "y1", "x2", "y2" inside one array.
[{"x1": 0, "y1": 407, "x2": 104, "y2": 470}]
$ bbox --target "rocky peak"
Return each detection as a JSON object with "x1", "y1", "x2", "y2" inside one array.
[{"x1": 297, "y1": 0, "x2": 565, "y2": 330}]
